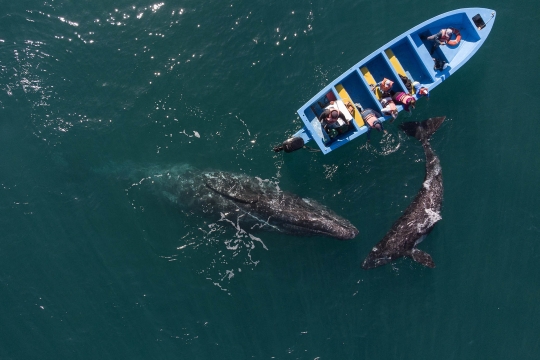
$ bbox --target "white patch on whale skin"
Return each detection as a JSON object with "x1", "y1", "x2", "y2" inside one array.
[
  {"x1": 416, "y1": 208, "x2": 442, "y2": 232},
  {"x1": 425, "y1": 208, "x2": 442, "y2": 222},
  {"x1": 423, "y1": 177, "x2": 432, "y2": 190},
  {"x1": 423, "y1": 163, "x2": 441, "y2": 190}
]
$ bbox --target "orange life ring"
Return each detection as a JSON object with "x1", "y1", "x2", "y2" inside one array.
[{"x1": 447, "y1": 28, "x2": 461, "y2": 46}]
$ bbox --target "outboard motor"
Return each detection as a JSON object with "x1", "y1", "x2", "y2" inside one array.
[{"x1": 273, "y1": 136, "x2": 304, "y2": 153}]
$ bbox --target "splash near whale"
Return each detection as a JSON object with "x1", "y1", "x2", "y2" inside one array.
[
  {"x1": 362, "y1": 117, "x2": 446, "y2": 269},
  {"x1": 131, "y1": 165, "x2": 358, "y2": 240}
]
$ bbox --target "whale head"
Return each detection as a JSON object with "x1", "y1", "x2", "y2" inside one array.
[{"x1": 271, "y1": 197, "x2": 359, "y2": 240}]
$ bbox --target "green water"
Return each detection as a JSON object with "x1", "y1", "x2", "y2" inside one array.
[{"x1": 1, "y1": 0, "x2": 539, "y2": 359}]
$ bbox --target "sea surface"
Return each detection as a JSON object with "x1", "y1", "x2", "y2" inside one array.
[{"x1": 1, "y1": 0, "x2": 539, "y2": 359}]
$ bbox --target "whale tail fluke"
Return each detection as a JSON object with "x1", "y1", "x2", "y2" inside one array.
[
  {"x1": 410, "y1": 248, "x2": 436, "y2": 268},
  {"x1": 400, "y1": 116, "x2": 446, "y2": 142}
]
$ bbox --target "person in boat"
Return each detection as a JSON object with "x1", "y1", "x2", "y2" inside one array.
[
  {"x1": 389, "y1": 90, "x2": 416, "y2": 112},
  {"x1": 380, "y1": 96, "x2": 398, "y2": 121},
  {"x1": 377, "y1": 78, "x2": 394, "y2": 95},
  {"x1": 370, "y1": 78, "x2": 394, "y2": 99},
  {"x1": 433, "y1": 57, "x2": 448, "y2": 71},
  {"x1": 412, "y1": 81, "x2": 430, "y2": 98},
  {"x1": 355, "y1": 104, "x2": 387, "y2": 142},
  {"x1": 318, "y1": 104, "x2": 350, "y2": 137},
  {"x1": 423, "y1": 28, "x2": 453, "y2": 54}
]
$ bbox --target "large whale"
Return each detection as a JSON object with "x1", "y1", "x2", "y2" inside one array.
[
  {"x1": 362, "y1": 116, "x2": 446, "y2": 269},
  {"x1": 139, "y1": 166, "x2": 358, "y2": 240}
]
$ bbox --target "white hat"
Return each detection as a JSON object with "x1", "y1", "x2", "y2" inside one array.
[{"x1": 446, "y1": 28, "x2": 453, "y2": 35}]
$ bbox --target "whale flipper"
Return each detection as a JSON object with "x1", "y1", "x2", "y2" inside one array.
[{"x1": 410, "y1": 248, "x2": 435, "y2": 268}]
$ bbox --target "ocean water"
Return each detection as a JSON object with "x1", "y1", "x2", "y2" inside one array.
[{"x1": 1, "y1": 0, "x2": 539, "y2": 359}]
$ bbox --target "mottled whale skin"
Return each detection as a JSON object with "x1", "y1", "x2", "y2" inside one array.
[
  {"x1": 362, "y1": 117, "x2": 446, "y2": 269},
  {"x1": 153, "y1": 167, "x2": 358, "y2": 240}
]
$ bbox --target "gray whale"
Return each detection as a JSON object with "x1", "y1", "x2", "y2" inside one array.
[
  {"x1": 150, "y1": 166, "x2": 358, "y2": 240},
  {"x1": 362, "y1": 117, "x2": 446, "y2": 269}
]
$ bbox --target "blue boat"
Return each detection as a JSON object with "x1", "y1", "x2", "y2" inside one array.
[{"x1": 279, "y1": 8, "x2": 496, "y2": 155}]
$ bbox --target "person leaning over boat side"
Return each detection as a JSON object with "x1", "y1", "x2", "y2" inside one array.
[
  {"x1": 355, "y1": 105, "x2": 387, "y2": 142},
  {"x1": 390, "y1": 90, "x2": 416, "y2": 112},
  {"x1": 412, "y1": 81, "x2": 430, "y2": 99},
  {"x1": 380, "y1": 96, "x2": 398, "y2": 122},
  {"x1": 423, "y1": 28, "x2": 453, "y2": 54}
]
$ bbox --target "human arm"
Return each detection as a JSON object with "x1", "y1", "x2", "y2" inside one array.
[
  {"x1": 318, "y1": 109, "x2": 330, "y2": 122},
  {"x1": 380, "y1": 122, "x2": 388, "y2": 134},
  {"x1": 426, "y1": 31, "x2": 445, "y2": 45}
]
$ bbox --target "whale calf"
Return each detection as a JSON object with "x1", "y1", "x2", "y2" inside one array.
[
  {"x1": 142, "y1": 166, "x2": 358, "y2": 240},
  {"x1": 362, "y1": 116, "x2": 446, "y2": 269}
]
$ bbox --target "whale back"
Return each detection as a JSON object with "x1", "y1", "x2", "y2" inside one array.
[{"x1": 204, "y1": 172, "x2": 261, "y2": 204}]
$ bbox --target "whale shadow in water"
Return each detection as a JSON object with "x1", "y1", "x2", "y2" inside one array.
[{"x1": 362, "y1": 116, "x2": 446, "y2": 269}]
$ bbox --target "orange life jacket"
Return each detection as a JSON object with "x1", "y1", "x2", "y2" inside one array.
[
  {"x1": 379, "y1": 78, "x2": 394, "y2": 92},
  {"x1": 440, "y1": 29, "x2": 451, "y2": 42}
]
